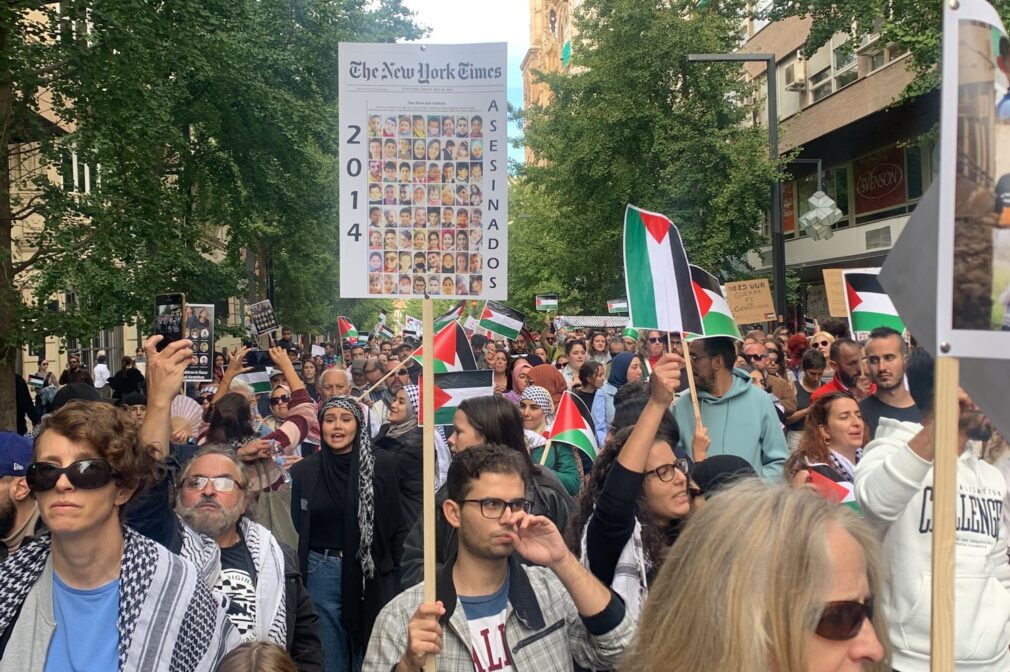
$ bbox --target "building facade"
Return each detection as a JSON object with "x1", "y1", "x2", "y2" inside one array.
[{"x1": 739, "y1": 10, "x2": 937, "y2": 323}]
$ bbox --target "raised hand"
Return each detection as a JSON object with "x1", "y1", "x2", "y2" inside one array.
[
  {"x1": 505, "y1": 510, "x2": 569, "y2": 569},
  {"x1": 650, "y1": 352, "x2": 684, "y2": 406}
]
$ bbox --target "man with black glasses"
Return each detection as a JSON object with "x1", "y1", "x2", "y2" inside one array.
[
  {"x1": 742, "y1": 341, "x2": 797, "y2": 415},
  {"x1": 175, "y1": 445, "x2": 323, "y2": 671},
  {"x1": 365, "y1": 444, "x2": 633, "y2": 671}
]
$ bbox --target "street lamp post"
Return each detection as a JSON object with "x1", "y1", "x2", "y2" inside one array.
[{"x1": 687, "y1": 52, "x2": 786, "y2": 322}]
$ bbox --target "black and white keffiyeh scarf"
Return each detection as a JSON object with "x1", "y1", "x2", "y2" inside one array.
[
  {"x1": 181, "y1": 518, "x2": 288, "y2": 646},
  {"x1": 0, "y1": 527, "x2": 238, "y2": 671},
  {"x1": 318, "y1": 395, "x2": 376, "y2": 582}
]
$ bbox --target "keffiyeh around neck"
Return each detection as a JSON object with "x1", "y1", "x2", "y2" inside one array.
[{"x1": 317, "y1": 395, "x2": 376, "y2": 582}]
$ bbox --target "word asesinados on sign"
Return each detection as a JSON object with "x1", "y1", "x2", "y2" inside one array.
[{"x1": 348, "y1": 60, "x2": 504, "y2": 84}]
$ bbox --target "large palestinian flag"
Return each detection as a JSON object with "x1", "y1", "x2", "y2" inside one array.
[
  {"x1": 689, "y1": 265, "x2": 741, "y2": 340},
  {"x1": 842, "y1": 269, "x2": 905, "y2": 338},
  {"x1": 549, "y1": 391, "x2": 598, "y2": 461},
  {"x1": 419, "y1": 370, "x2": 494, "y2": 426},
  {"x1": 478, "y1": 301, "x2": 525, "y2": 340},
  {"x1": 623, "y1": 205, "x2": 702, "y2": 334},
  {"x1": 434, "y1": 301, "x2": 466, "y2": 331},
  {"x1": 337, "y1": 316, "x2": 359, "y2": 344},
  {"x1": 413, "y1": 322, "x2": 477, "y2": 373}
]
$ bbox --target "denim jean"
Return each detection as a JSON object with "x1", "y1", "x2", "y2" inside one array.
[{"x1": 306, "y1": 551, "x2": 362, "y2": 672}]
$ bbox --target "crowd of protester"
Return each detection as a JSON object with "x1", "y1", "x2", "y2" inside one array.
[{"x1": 1, "y1": 314, "x2": 1007, "y2": 671}]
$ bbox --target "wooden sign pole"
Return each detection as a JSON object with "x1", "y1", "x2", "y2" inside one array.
[
  {"x1": 931, "y1": 355, "x2": 958, "y2": 672},
  {"x1": 421, "y1": 297, "x2": 437, "y2": 672}
]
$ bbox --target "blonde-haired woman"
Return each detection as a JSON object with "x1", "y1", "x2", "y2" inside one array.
[
  {"x1": 623, "y1": 479, "x2": 889, "y2": 672},
  {"x1": 810, "y1": 331, "x2": 836, "y2": 384}
]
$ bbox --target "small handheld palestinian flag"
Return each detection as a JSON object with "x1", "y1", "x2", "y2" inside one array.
[
  {"x1": 535, "y1": 294, "x2": 559, "y2": 312},
  {"x1": 478, "y1": 300, "x2": 526, "y2": 340},
  {"x1": 377, "y1": 323, "x2": 395, "y2": 340},
  {"x1": 688, "y1": 265, "x2": 742, "y2": 341},
  {"x1": 337, "y1": 316, "x2": 359, "y2": 344},
  {"x1": 607, "y1": 299, "x2": 629, "y2": 314},
  {"x1": 434, "y1": 301, "x2": 466, "y2": 331},
  {"x1": 419, "y1": 370, "x2": 494, "y2": 426},
  {"x1": 623, "y1": 205, "x2": 702, "y2": 334},
  {"x1": 842, "y1": 269, "x2": 905, "y2": 341},
  {"x1": 548, "y1": 391, "x2": 599, "y2": 461},
  {"x1": 808, "y1": 469, "x2": 860, "y2": 514},
  {"x1": 413, "y1": 322, "x2": 477, "y2": 373},
  {"x1": 235, "y1": 368, "x2": 272, "y2": 395}
]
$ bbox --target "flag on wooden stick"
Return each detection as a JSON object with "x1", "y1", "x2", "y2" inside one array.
[
  {"x1": 478, "y1": 301, "x2": 526, "y2": 340},
  {"x1": 623, "y1": 205, "x2": 702, "y2": 334},
  {"x1": 689, "y1": 265, "x2": 742, "y2": 340},
  {"x1": 548, "y1": 391, "x2": 599, "y2": 461}
]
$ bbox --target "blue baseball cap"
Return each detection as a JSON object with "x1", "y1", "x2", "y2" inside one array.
[{"x1": 0, "y1": 432, "x2": 33, "y2": 477}]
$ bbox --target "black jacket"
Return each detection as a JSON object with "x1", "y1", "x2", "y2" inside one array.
[
  {"x1": 372, "y1": 424, "x2": 423, "y2": 531},
  {"x1": 108, "y1": 367, "x2": 145, "y2": 400},
  {"x1": 289, "y1": 448, "x2": 406, "y2": 648},
  {"x1": 400, "y1": 467, "x2": 575, "y2": 587},
  {"x1": 280, "y1": 543, "x2": 325, "y2": 672},
  {"x1": 14, "y1": 375, "x2": 39, "y2": 436}
]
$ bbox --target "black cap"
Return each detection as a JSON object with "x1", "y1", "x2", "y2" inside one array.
[
  {"x1": 691, "y1": 455, "x2": 755, "y2": 496},
  {"x1": 52, "y1": 382, "x2": 100, "y2": 411}
]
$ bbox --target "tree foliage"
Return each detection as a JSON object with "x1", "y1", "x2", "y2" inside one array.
[
  {"x1": 770, "y1": 0, "x2": 1010, "y2": 101},
  {"x1": 511, "y1": 0, "x2": 782, "y2": 315},
  {"x1": 0, "y1": 0, "x2": 423, "y2": 428}
]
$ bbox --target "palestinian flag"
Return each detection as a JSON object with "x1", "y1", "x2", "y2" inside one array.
[
  {"x1": 419, "y1": 370, "x2": 494, "y2": 425},
  {"x1": 377, "y1": 323, "x2": 395, "y2": 340},
  {"x1": 478, "y1": 301, "x2": 525, "y2": 340},
  {"x1": 413, "y1": 322, "x2": 477, "y2": 373},
  {"x1": 689, "y1": 265, "x2": 741, "y2": 340},
  {"x1": 607, "y1": 299, "x2": 629, "y2": 314},
  {"x1": 338, "y1": 316, "x2": 359, "y2": 344},
  {"x1": 808, "y1": 469, "x2": 860, "y2": 514},
  {"x1": 842, "y1": 270, "x2": 905, "y2": 338},
  {"x1": 435, "y1": 301, "x2": 466, "y2": 331},
  {"x1": 623, "y1": 205, "x2": 702, "y2": 334},
  {"x1": 535, "y1": 294, "x2": 559, "y2": 312},
  {"x1": 28, "y1": 374, "x2": 46, "y2": 388},
  {"x1": 549, "y1": 392, "x2": 599, "y2": 461},
  {"x1": 235, "y1": 368, "x2": 272, "y2": 395}
]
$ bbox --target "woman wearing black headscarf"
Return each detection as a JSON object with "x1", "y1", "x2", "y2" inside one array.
[
  {"x1": 592, "y1": 351, "x2": 644, "y2": 446},
  {"x1": 290, "y1": 396, "x2": 405, "y2": 671}
]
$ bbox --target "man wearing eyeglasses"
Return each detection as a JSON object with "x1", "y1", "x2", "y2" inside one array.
[
  {"x1": 175, "y1": 445, "x2": 324, "y2": 670},
  {"x1": 854, "y1": 350, "x2": 1010, "y2": 671},
  {"x1": 675, "y1": 337, "x2": 789, "y2": 479},
  {"x1": 365, "y1": 444, "x2": 633, "y2": 671}
]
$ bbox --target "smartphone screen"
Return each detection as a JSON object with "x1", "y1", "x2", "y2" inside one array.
[
  {"x1": 244, "y1": 350, "x2": 272, "y2": 368},
  {"x1": 154, "y1": 293, "x2": 186, "y2": 352}
]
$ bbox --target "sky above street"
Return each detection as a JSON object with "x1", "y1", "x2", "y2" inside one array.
[{"x1": 401, "y1": 0, "x2": 530, "y2": 165}]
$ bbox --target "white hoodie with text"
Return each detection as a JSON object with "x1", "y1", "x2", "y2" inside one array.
[{"x1": 854, "y1": 418, "x2": 1010, "y2": 671}]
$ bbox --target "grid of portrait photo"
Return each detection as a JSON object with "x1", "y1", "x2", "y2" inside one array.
[{"x1": 367, "y1": 111, "x2": 486, "y2": 297}]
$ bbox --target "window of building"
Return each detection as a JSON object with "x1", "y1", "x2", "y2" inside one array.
[
  {"x1": 865, "y1": 226, "x2": 892, "y2": 250},
  {"x1": 833, "y1": 43, "x2": 856, "y2": 71},
  {"x1": 750, "y1": 0, "x2": 772, "y2": 36},
  {"x1": 810, "y1": 67, "x2": 832, "y2": 102},
  {"x1": 906, "y1": 144, "x2": 924, "y2": 200}
]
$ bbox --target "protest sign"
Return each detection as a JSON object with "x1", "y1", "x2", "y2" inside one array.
[
  {"x1": 338, "y1": 42, "x2": 508, "y2": 299},
  {"x1": 247, "y1": 300, "x2": 279, "y2": 336},
  {"x1": 183, "y1": 304, "x2": 214, "y2": 383},
  {"x1": 821, "y1": 269, "x2": 849, "y2": 318},
  {"x1": 724, "y1": 279, "x2": 776, "y2": 324}
]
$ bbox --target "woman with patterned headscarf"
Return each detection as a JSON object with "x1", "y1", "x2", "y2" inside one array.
[
  {"x1": 289, "y1": 396, "x2": 404, "y2": 671},
  {"x1": 523, "y1": 385, "x2": 583, "y2": 496}
]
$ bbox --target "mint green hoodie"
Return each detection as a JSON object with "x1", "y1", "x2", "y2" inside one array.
[{"x1": 674, "y1": 368, "x2": 788, "y2": 479}]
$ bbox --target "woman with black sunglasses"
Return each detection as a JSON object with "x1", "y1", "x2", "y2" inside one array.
[
  {"x1": 622, "y1": 479, "x2": 888, "y2": 670},
  {"x1": 568, "y1": 354, "x2": 696, "y2": 623},
  {"x1": 0, "y1": 400, "x2": 240, "y2": 669}
]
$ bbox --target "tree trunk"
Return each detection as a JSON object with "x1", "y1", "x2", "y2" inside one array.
[{"x1": 0, "y1": 17, "x2": 18, "y2": 432}]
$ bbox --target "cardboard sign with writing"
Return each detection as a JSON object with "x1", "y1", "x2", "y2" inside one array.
[
  {"x1": 822, "y1": 269, "x2": 848, "y2": 318},
  {"x1": 724, "y1": 279, "x2": 776, "y2": 324}
]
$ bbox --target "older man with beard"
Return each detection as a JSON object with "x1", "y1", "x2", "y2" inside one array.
[{"x1": 175, "y1": 445, "x2": 323, "y2": 671}]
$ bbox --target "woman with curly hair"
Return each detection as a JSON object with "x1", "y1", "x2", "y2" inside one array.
[
  {"x1": 567, "y1": 355, "x2": 696, "y2": 621},
  {"x1": 0, "y1": 401, "x2": 240, "y2": 670},
  {"x1": 785, "y1": 391, "x2": 868, "y2": 483}
]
